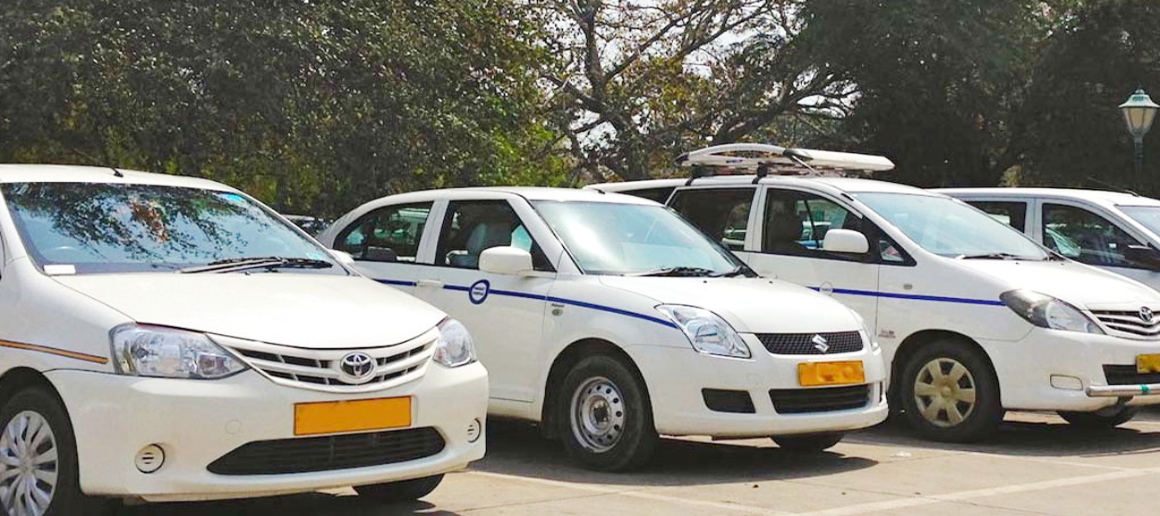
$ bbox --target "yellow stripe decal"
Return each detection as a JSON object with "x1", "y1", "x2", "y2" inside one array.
[{"x1": 0, "y1": 339, "x2": 109, "y2": 365}]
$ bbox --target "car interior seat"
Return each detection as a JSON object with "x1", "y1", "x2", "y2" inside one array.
[{"x1": 448, "y1": 221, "x2": 513, "y2": 268}]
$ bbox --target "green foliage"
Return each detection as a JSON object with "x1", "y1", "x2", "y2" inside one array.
[{"x1": 0, "y1": 0, "x2": 567, "y2": 216}]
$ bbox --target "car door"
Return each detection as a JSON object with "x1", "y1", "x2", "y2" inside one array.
[
  {"x1": 412, "y1": 197, "x2": 556, "y2": 403},
  {"x1": 744, "y1": 186, "x2": 885, "y2": 335},
  {"x1": 331, "y1": 201, "x2": 438, "y2": 295},
  {"x1": 1040, "y1": 201, "x2": 1160, "y2": 287}
]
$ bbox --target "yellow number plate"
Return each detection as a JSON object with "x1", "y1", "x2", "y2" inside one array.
[
  {"x1": 1138, "y1": 354, "x2": 1160, "y2": 374},
  {"x1": 798, "y1": 361, "x2": 866, "y2": 387},
  {"x1": 294, "y1": 397, "x2": 411, "y2": 436}
]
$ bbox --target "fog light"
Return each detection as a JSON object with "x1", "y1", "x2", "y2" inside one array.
[
  {"x1": 1050, "y1": 375, "x2": 1084, "y2": 391},
  {"x1": 135, "y1": 444, "x2": 165, "y2": 473},
  {"x1": 466, "y1": 418, "x2": 482, "y2": 443}
]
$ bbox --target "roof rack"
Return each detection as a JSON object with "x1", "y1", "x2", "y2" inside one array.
[{"x1": 674, "y1": 143, "x2": 894, "y2": 183}]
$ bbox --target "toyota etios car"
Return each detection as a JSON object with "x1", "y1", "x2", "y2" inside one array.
[
  {"x1": 319, "y1": 187, "x2": 888, "y2": 471},
  {"x1": 591, "y1": 143, "x2": 1160, "y2": 442},
  {"x1": 0, "y1": 166, "x2": 486, "y2": 515}
]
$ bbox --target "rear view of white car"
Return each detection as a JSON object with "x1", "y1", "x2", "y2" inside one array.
[
  {"x1": 320, "y1": 187, "x2": 888, "y2": 471},
  {"x1": 591, "y1": 144, "x2": 1160, "y2": 443},
  {"x1": 0, "y1": 165, "x2": 487, "y2": 515}
]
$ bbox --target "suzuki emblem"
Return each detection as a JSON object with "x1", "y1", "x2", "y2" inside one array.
[{"x1": 811, "y1": 334, "x2": 830, "y2": 353}]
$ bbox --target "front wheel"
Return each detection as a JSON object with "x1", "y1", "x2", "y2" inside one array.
[
  {"x1": 772, "y1": 433, "x2": 844, "y2": 453},
  {"x1": 354, "y1": 474, "x2": 444, "y2": 503},
  {"x1": 557, "y1": 355, "x2": 658, "y2": 471},
  {"x1": 1058, "y1": 407, "x2": 1139, "y2": 429},
  {"x1": 898, "y1": 340, "x2": 1004, "y2": 443}
]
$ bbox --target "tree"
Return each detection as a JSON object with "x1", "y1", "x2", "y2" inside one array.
[{"x1": 0, "y1": 0, "x2": 566, "y2": 216}]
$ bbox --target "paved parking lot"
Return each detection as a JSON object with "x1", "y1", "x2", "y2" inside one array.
[{"x1": 123, "y1": 411, "x2": 1160, "y2": 515}]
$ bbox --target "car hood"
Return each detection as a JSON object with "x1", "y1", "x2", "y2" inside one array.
[
  {"x1": 53, "y1": 273, "x2": 446, "y2": 348},
  {"x1": 598, "y1": 276, "x2": 861, "y2": 334},
  {"x1": 955, "y1": 259, "x2": 1160, "y2": 308}
]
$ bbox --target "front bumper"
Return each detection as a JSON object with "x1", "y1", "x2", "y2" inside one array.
[
  {"x1": 47, "y1": 362, "x2": 487, "y2": 502},
  {"x1": 982, "y1": 328, "x2": 1160, "y2": 411},
  {"x1": 624, "y1": 336, "x2": 889, "y2": 438}
]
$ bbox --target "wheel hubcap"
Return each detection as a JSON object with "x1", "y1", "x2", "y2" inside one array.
[
  {"x1": 570, "y1": 377, "x2": 627, "y2": 452},
  {"x1": 913, "y1": 358, "x2": 977, "y2": 428},
  {"x1": 0, "y1": 411, "x2": 58, "y2": 516}
]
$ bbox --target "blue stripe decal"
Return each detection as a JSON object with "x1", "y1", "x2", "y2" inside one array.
[
  {"x1": 377, "y1": 279, "x2": 417, "y2": 287},
  {"x1": 812, "y1": 286, "x2": 1004, "y2": 306},
  {"x1": 444, "y1": 285, "x2": 471, "y2": 292}
]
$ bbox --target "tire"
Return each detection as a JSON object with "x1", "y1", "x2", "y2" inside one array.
[
  {"x1": 772, "y1": 433, "x2": 844, "y2": 453},
  {"x1": 1058, "y1": 407, "x2": 1139, "y2": 429},
  {"x1": 557, "y1": 355, "x2": 658, "y2": 471},
  {"x1": 0, "y1": 387, "x2": 106, "y2": 516},
  {"x1": 898, "y1": 340, "x2": 1004, "y2": 443},
  {"x1": 354, "y1": 474, "x2": 444, "y2": 503}
]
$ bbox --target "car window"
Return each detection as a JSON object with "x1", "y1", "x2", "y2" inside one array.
[
  {"x1": 669, "y1": 188, "x2": 755, "y2": 250},
  {"x1": 436, "y1": 200, "x2": 552, "y2": 271},
  {"x1": 1043, "y1": 203, "x2": 1144, "y2": 268},
  {"x1": 763, "y1": 190, "x2": 867, "y2": 262},
  {"x1": 334, "y1": 203, "x2": 432, "y2": 262},
  {"x1": 966, "y1": 201, "x2": 1028, "y2": 232}
]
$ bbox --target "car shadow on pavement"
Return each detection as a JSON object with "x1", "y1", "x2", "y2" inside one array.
[
  {"x1": 114, "y1": 494, "x2": 460, "y2": 515},
  {"x1": 471, "y1": 419, "x2": 878, "y2": 487},
  {"x1": 848, "y1": 411, "x2": 1160, "y2": 458}
]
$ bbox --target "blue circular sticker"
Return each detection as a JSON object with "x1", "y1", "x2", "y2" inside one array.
[{"x1": 469, "y1": 280, "x2": 491, "y2": 305}]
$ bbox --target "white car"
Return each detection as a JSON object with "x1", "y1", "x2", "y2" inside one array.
[
  {"x1": 318, "y1": 187, "x2": 888, "y2": 471},
  {"x1": 590, "y1": 144, "x2": 1160, "y2": 442},
  {"x1": 938, "y1": 188, "x2": 1160, "y2": 291},
  {"x1": 0, "y1": 165, "x2": 487, "y2": 514}
]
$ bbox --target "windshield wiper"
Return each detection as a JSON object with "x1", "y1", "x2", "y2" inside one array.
[
  {"x1": 956, "y1": 252, "x2": 1029, "y2": 261},
  {"x1": 178, "y1": 256, "x2": 333, "y2": 274},
  {"x1": 625, "y1": 266, "x2": 717, "y2": 277},
  {"x1": 709, "y1": 266, "x2": 750, "y2": 278}
]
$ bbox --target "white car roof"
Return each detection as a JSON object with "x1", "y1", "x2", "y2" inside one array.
[
  {"x1": 937, "y1": 187, "x2": 1160, "y2": 208},
  {"x1": 0, "y1": 164, "x2": 237, "y2": 191},
  {"x1": 366, "y1": 186, "x2": 660, "y2": 206},
  {"x1": 589, "y1": 175, "x2": 933, "y2": 196}
]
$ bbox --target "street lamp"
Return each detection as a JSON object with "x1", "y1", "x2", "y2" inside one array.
[{"x1": 1119, "y1": 88, "x2": 1160, "y2": 177}]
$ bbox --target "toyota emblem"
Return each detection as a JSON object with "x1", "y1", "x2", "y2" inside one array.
[
  {"x1": 811, "y1": 334, "x2": 830, "y2": 353},
  {"x1": 339, "y1": 352, "x2": 376, "y2": 384},
  {"x1": 1141, "y1": 307, "x2": 1155, "y2": 324}
]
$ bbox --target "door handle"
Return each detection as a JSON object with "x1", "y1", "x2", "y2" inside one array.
[{"x1": 416, "y1": 279, "x2": 445, "y2": 289}]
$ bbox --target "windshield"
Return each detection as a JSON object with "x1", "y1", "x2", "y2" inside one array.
[
  {"x1": 1, "y1": 182, "x2": 341, "y2": 274},
  {"x1": 532, "y1": 201, "x2": 747, "y2": 276},
  {"x1": 855, "y1": 193, "x2": 1049, "y2": 260},
  {"x1": 1120, "y1": 206, "x2": 1160, "y2": 238}
]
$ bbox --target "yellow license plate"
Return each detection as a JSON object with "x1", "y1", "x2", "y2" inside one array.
[
  {"x1": 294, "y1": 397, "x2": 411, "y2": 436},
  {"x1": 1138, "y1": 354, "x2": 1160, "y2": 374},
  {"x1": 798, "y1": 361, "x2": 865, "y2": 387}
]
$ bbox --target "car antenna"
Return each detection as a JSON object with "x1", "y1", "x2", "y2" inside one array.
[
  {"x1": 1084, "y1": 176, "x2": 1139, "y2": 197},
  {"x1": 110, "y1": 167, "x2": 124, "y2": 178}
]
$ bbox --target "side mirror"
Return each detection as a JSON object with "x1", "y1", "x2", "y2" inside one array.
[
  {"x1": 822, "y1": 229, "x2": 869, "y2": 254},
  {"x1": 329, "y1": 249, "x2": 356, "y2": 266},
  {"x1": 480, "y1": 246, "x2": 533, "y2": 276},
  {"x1": 1125, "y1": 245, "x2": 1160, "y2": 271}
]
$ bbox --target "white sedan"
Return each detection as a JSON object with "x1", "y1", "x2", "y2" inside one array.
[
  {"x1": 0, "y1": 165, "x2": 487, "y2": 515},
  {"x1": 320, "y1": 187, "x2": 888, "y2": 471}
]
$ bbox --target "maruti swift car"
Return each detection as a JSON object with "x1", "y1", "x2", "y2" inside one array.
[{"x1": 0, "y1": 165, "x2": 487, "y2": 515}]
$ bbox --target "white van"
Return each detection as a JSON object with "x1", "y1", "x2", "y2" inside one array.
[
  {"x1": 938, "y1": 188, "x2": 1160, "y2": 291},
  {"x1": 590, "y1": 144, "x2": 1160, "y2": 443},
  {"x1": 0, "y1": 166, "x2": 487, "y2": 514},
  {"x1": 319, "y1": 187, "x2": 888, "y2": 471}
]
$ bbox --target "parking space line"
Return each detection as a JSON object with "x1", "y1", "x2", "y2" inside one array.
[
  {"x1": 792, "y1": 468, "x2": 1156, "y2": 516},
  {"x1": 466, "y1": 470, "x2": 793, "y2": 515}
]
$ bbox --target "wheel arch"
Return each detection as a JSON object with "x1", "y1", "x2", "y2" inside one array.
[
  {"x1": 538, "y1": 338, "x2": 651, "y2": 439},
  {"x1": 889, "y1": 329, "x2": 1000, "y2": 406},
  {"x1": 0, "y1": 367, "x2": 65, "y2": 410}
]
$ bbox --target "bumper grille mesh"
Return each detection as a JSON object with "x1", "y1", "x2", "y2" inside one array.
[
  {"x1": 769, "y1": 385, "x2": 870, "y2": 414},
  {"x1": 756, "y1": 331, "x2": 863, "y2": 355},
  {"x1": 1103, "y1": 364, "x2": 1160, "y2": 386},
  {"x1": 207, "y1": 427, "x2": 445, "y2": 476}
]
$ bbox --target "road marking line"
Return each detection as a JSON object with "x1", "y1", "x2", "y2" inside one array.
[
  {"x1": 466, "y1": 470, "x2": 792, "y2": 515},
  {"x1": 792, "y1": 468, "x2": 1155, "y2": 516}
]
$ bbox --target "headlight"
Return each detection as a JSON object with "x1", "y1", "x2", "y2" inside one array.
[
  {"x1": 111, "y1": 325, "x2": 247, "y2": 379},
  {"x1": 656, "y1": 305, "x2": 751, "y2": 358},
  {"x1": 434, "y1": 318, "x2": 477, "y2": 367},
  {"x1": 851, "y1": 310, "x2": 880, "y2": 350},
  {"x1": 1000, "y1": 290, "x2": 1104, "y2": 334}
]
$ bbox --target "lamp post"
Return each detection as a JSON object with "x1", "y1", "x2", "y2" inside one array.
[{"x1": 1119, "y1": 88, "x2": 1160, "y2": 177}]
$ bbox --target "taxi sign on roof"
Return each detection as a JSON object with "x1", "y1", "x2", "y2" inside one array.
[{"x1": 675, "y1": 143, "x2": 894, "y2": 175}]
